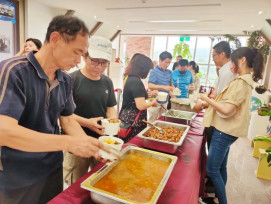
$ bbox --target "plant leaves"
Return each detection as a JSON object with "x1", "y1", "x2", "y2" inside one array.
[
  {"x1": 173, "y1": 42, "x2": 192, "y2": 60},
  {"x1": 260, "y1": 154, "x2": 266, "y2": 161},
  {"x1": 267, "y1": 153, "x2": 271, "y2": 163}
]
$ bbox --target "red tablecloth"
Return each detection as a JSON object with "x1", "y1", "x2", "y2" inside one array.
[{"x1": 49, "y1": 114, "x2": 206, "y2": 204}]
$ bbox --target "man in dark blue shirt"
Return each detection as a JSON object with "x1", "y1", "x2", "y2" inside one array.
[{"x1": 0, "y1": 15, "x2": 105, "y2": 204}]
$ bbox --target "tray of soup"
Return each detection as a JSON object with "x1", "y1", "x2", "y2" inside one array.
[
  {"x1": 137, "y1": 121, "x2": 190, "y2": 154},
  {"x1": 81, "y1": 146, "x2": 177, "y2": 204},
  {"x1": 161, "y1": 109, "x2": 197, "y2": 125}
]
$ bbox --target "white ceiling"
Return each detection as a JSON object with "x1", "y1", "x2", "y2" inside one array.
[{"x1": 38, "y1": 0, "x2": 271, "y2": 36}]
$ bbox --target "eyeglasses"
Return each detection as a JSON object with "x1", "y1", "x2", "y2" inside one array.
[{"x1": 90, "y1": 58, "x2": 109, "y2": 68}]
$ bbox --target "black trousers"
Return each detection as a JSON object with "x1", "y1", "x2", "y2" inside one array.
[
  {"x1": 205, "y1": 126, "x2": 214, "y2": 150},
  {"x1": 0, "y1": 167, "x2": 63, "y2": 204}
]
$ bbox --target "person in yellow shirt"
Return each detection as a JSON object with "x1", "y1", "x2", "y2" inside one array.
[{"x1": 199, "y1": 47, "x2": 264, "y2": 204}]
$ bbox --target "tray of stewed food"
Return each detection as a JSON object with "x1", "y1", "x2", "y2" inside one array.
[
  {"x1": 81, "y1": 146, "x2": 177, "y2": 204},
  {"x1": 161, "y1": 109, "x2": 197, "y2": 125},
  {"x1": 137, "y1": 121, "x2": 190, "y2": 154}
]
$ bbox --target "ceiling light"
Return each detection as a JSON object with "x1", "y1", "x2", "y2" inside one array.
[
  {"x1": 258, "y1": 11, "x2": 263, "y2": 15},
  {"x1": 251, "y1": 25, "x2": 254, "y2": 28},
  {"x1": 149, "y1": 20, "x2": 197, "y2": 23},
  {"x1": 116, "y1": 25, "x2": 119, "y2": 28},
  {"x1": 94, "y1": 15, "x2": 97, "y2": 19}
]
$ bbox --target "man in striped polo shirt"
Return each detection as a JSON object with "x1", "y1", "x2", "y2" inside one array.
[{"x1": 148, "y1": 51, "x2": 175, "y2": 122}]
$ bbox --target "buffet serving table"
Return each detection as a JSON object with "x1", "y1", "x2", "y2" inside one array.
[{"x1": 49, "y1": 113, "x2": 206, "y2": 204}]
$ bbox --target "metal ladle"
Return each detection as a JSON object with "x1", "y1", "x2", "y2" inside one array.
[{"x1": 142, "y1": 120, "x2": 164, "y2": 134}]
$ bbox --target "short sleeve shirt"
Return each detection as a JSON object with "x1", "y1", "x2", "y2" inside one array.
[
  {"x1": 121, "y1": 75, "x2": 147, "y2": 110},
  {"x1": 148, "y1": 66, "x2": 172, "y2": 93},
  {"x1": 215, "y1": 61, "x2": 237, "y2": 95},
  {"x1": 0, "y1": 52, "x2": 75, "y2": 191},
  {"x1": 172, "y1": 70, "x2": 194, "y2": 98},
  {"x1": 70, "y1": 70, "x2": 117, "y2": 138},
  {"x1": 203, "y1": 74, "x2": 253, "y2": 138}
]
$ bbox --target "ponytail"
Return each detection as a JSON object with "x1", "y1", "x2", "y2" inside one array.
[
  {"x1": 251, "y1": 49, "x2": 264, "y2": 82},
  {"x1": 231, "y1": 47, "x2": 265, "y2": 82}
]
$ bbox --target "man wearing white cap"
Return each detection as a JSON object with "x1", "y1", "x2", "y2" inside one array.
[{"x1": 63, "y1": 36, "x2": 117, "y2": 185}]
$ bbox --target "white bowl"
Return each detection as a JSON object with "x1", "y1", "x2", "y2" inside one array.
[
  {"x1": 172, "y1": 88, "x2": 181, "y2": 96},
  {"x1": 101, "y1": 119, "x2": 121, "y2": 136},
  {"x1": 98, "y1": 136, "x2": 124, "y2": 160},
  {"x1": 157, "y1": 92, "x2": 168, "y2": 102}
]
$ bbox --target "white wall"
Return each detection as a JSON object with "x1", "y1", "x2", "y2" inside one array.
[
  {"x1": 24, "y1": 1, "x2": 120, "y2": 48},
  {"x1": 25, "y1": 0, "x2": 66, "y2": 43}
]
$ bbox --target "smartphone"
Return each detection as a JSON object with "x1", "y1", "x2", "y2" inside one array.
[{"x1": 199, "y1": 85, "x2": 213, "y2": 94}]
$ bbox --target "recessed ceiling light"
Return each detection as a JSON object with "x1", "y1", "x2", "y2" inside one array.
[
  {"x1": 116, "y1": 25, "x2": 119, "y2": 28},
  {"x1": 251, "y1": 25, "x2": 254, "y2": 28},
  {"x1": 258, "y1": 11, "x2": 263, "y2": 15},
  {"x1": 94, "y1": 15, "x2": 97, "y2": 19}
]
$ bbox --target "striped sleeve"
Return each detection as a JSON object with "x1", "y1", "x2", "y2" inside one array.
[
  {"x1": 0, "y1": 59, "x2": 27, "y2": 120},
  {"x1": 148, "y1": 69, "x2": 157, "y2": 84},
  {"x1": 60, "y1": 74, "x2": 75, "y2": 116}
]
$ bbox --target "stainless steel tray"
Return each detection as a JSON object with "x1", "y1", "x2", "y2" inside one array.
[
  {"x1": 161, "y1": 109, "x2": 197, "y2": 125},
  {"x1": 137, "y1": 121, "x2": 190, "y2": 154},
  {"x1": 81, "y1": 146, "x2": 177, "y2": 204},
  {"x1": 170, "y1": 98, "x2": 197, "y2": 112}
]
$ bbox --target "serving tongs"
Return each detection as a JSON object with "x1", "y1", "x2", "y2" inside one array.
[{"x1": 142, "y1": 120, "x2": 164, "y2": 134}]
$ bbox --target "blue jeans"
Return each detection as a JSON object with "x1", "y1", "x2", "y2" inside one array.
[{"x1": 206, "y1": 128, "x2": 238, "y2": 204}]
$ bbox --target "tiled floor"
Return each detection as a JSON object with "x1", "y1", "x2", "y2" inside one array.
[
  {"x1": 226, "y1": 137, "x2": 271, "y2": 204},
  {"x1": 200, "y1": 137, "x2": 271, "y2": 204}
]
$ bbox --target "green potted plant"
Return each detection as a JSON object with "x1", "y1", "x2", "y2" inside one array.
[
  {"x1": 246, "y1": 31, "x2": 270, "y2": 62},
  {"x1": 260, "y1": 147, "x2": 271, "y2": 167},
  {"x1": 257, "y1": 104, "x2": 271, "y2": 116},
  {"x1": 213, "y1": 34, "x2": 241, "y2": 50},
  {"x1": 173, "y1": 41, "x2": 192, "y2": 61},
  {"x1": 223, "y1": 34, "x2": 242, "y2": 49}
]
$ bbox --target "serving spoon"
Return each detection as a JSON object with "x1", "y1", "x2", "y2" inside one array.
[{"x1": 142, "y1": 120, "x2": 164, "y2": 134}]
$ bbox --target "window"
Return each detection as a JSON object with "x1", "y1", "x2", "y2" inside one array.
[
  {"x1": 153, "y1": 36, "x2": 167, "y2": 61},
  {"x1": 195, "y1": 37, "x2": 212, "y2": 64},
  {"x1": 186, "y1": 37, "x2": 196, "y2": 60},
  {"x1": 207, "y1": 65, "x2": 218, "y2": 85},
  {"x1": 149, "y1": 35, "x2": 248, "y2": 86}
]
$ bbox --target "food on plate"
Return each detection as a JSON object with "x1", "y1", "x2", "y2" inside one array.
[
  {"x1": 93, "y1": 153, "x2": 170, "y2": 202},
  {"x1": 172, "y1": 87, "x2": 181, "y2": 96},
  {"x1": 146, "y1": 126, "x2": 184, "y2": 142},
  {"x1": 108, "y1": 119, "x2": 120, "y2": 123},
  {"x1": 103, "y1": 137, "x2": 119, "y2": 145}
]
